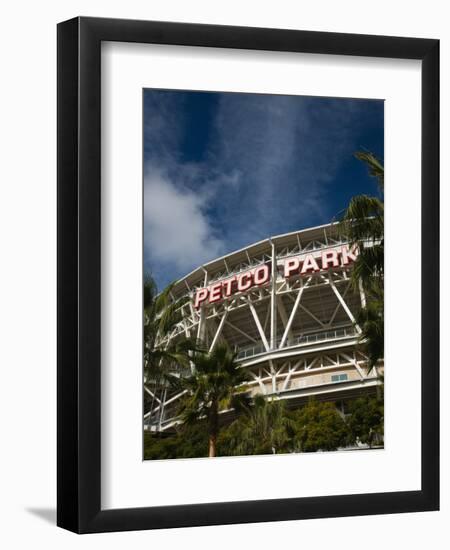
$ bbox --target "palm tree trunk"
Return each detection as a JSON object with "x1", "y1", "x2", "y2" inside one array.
[
  {"x1": 208, "y1": 404, "x2": 219, "y2": 457},
  {"x1": 209, "y1": 433, "x2": 217, "y2": 457}
]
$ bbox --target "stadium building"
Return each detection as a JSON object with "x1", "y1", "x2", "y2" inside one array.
[{"x1": 144, "y1": 223, "x2": 383, "y2": 433}]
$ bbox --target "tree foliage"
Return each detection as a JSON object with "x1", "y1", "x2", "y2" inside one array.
[
  {"x1": 144, "y1": 422, "x2": 209, "y2": 460},
  {"x1": 346, "y1": 396, "x2": 384, "y2": 448},
  {"x1": 144, "y1": 395, "x2": 385, "y2": 459},
  {"x1": 288, "y1": 400, "x2": 350, "y2": 452}
]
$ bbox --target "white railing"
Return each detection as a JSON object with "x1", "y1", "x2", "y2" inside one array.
[{"x1": 236, "y1": 326, "x2": 357, "y2": 360}]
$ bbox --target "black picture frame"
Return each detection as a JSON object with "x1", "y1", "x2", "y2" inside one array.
[{"x1": 57, "y1": 16, "x2": 439, "y2": 533}]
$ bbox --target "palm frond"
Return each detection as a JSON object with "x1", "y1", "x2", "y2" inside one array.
[
  {"x1": 354, "y1": 151, "x2": 384, "y2": 191},
  {"x1": 335, "y1": 151, "x2": 385, "y2": 373}
]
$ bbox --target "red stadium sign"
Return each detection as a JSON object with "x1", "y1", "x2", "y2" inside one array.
[{"x1": 194, "y1": 244, "x2": 358, "y2": 309}]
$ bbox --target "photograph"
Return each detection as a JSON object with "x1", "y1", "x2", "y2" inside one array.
[{"x1": 142, "y1": 89, "x2": 385, "y2": 460}]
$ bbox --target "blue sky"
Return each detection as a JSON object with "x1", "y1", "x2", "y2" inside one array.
[{"x1": 143, "y1": 89, "x2": 384, "y2": 289}]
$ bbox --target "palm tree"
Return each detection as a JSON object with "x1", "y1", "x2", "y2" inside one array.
[
  {"x1": 168, "y1": 344, "x2": 252, "y2": 457},
  {"x1": 223, "y1": 395, "x2": 293, "y2": 456},
  {"x1": 339, "y1": 151, "x2": 384, "y2": 371},
  {"x1": 143, "y1": 274, "x2": 197, "y2": 426},
  {"x1": 341, "y1": 152, "x2": 384, "y2": 288}
]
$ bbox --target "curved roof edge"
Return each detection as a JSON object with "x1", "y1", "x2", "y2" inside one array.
[{"x1": 172, "y1": 221, "x2": 340, "y2": 292}]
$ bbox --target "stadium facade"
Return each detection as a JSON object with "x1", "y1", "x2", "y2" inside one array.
[{"x1": 144, "y1": 223, "x2": 383, "y2": 433}]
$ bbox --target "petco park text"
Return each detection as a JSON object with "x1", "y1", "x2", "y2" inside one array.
[{"x1": 194, "y1": 244, "x2": 358, "y2": 309}]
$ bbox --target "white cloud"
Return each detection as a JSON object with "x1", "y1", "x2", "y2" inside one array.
[{"x1": 144, "y1": 168, "x2": 225, "y2": 278}]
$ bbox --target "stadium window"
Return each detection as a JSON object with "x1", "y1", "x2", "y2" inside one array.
[{"x1": 331, "y1": 373, "x2": 348, "y2": 382}]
